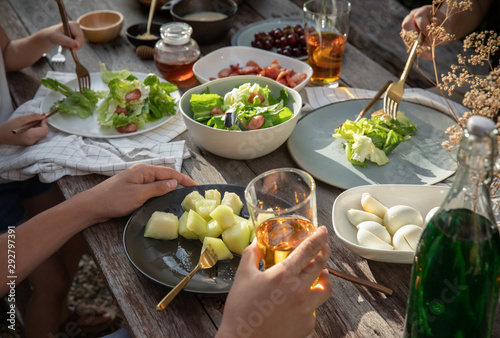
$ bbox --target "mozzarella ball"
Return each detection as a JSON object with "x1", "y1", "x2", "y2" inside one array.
[
  {"x1": 384, "y1": 205, "x2": 423, "y2": 235},
  {"x1": 356, "y1": 221, "x2": 391, "y2": 244},
  {"x1": 347, "y1": 209, "x2": 383, "y2": 226},
  {"x1": 392, "y1": 224, "x2": 423, "y2": 251},
  {"x1": 357, "y1": 228, "x2": 394, "y2": 250},
  {"x1": 361, "y1": 193, "x2": 388, "y2": 218},
  {"x1": 425, "y1": 206, "x2": 440, "y2": 225}
]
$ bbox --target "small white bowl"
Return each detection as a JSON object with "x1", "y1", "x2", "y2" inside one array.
[
  {"x1": 332, "y1": 184, "x2": 450, "y2": 264},
  {"x1": 193, "y1": 46, "x2": 313, "y2": 92},
  {"x1": 179, "y1": 75, "x2": 302, "y2": 160}
]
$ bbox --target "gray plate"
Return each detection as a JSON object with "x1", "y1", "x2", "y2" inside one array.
[
  {"x1": 287, "y1": 99, "x2": 457, "y2": 190},
  {"x1": 123, "y1": 184, "x2": 247, "y2": 293}
]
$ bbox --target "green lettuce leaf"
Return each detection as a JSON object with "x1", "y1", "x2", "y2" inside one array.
[{"x1": 334, "y1": 111, "x2": 417, "y2": 166}]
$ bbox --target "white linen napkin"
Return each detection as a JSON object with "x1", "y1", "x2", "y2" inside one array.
[
  {"x1": 0, "y1": 71, "x2": 189, "y2": 183},
  {"x1": 305, "y1": 86, "x2": 468, "y2": 118}
]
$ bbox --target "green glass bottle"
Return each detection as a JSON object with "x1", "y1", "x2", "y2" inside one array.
[{"x1": 403, "y1": 115, "x2": 500, "y2": 337}]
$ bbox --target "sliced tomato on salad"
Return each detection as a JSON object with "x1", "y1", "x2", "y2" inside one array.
[
  {"x1": 116, "y1": 122, "x2": 138, "y2": 133},
  {"x1": 125, "y1": 89, "x2": 142, "y2": 101}
]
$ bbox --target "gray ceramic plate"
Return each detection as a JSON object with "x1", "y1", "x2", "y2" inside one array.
[
  {"x1": 287, "y1": 99, "x2": 457, "y2": 190},
  {"x1": 123, "y1": 184, "x2": 247, "y2": 293}
]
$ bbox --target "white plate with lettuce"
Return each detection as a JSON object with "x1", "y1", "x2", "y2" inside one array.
[
  {"x1": 41, "y1": 70, "x2": 180, "y2": 138},
  {"x1": 287, "y1": 99, "x2": 457, "y2": 190}
]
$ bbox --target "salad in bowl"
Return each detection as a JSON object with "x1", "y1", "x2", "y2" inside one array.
[{"x1": 179, "y1": 75, "x2": 302, "y2": 159}]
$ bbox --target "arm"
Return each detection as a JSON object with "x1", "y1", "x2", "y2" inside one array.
[
  {"x1": 0, "y1": 22, "x2": 85, "y2": 72},
  {"x1": 217, "y1": 226, "x2": 332, "y2": 338},
  {"x1": 401, "y1": 0, "x2": 492, "y2": 60},
  {"x1": 0, "y1": 164, "x2": 197, "y2": 296}
]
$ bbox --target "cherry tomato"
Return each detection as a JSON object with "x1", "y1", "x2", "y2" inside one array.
[
  {"x1": 116, "y1": 122, "x2": 138, "y2": 133},
  {"x1": 125, "y1": 89, "x2": 141, "y2": 101},
  {"x1": 115, "y1": 106, "x2": 128, "y2": 115},
  {"x1": 210, "y1": 107, "x2": 224, "y2": 115},
  {"x1": 248, "y1": 92, "x2": 265, "y2": 104},
  {"x1": 246, "y1": 115, "x2": 265, "y2": 130}
]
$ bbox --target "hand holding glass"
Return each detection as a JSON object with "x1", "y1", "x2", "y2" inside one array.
[{"x1": 245, "y1": 168, "x2": 317, "y2": 269}]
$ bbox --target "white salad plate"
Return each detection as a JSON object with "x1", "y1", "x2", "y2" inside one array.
[
  {"x1": 193, "y1": 46, "x2": 313, "y2": 92},
  {"x1": 287, "y1": 99, "x2": 458, "y2": 190},
  {"x1": 41, "y1": 72, "x2": 180, "y2": 139},
  {"x1": 332, "y1": 184, "x2": 450, "y2": 264}
]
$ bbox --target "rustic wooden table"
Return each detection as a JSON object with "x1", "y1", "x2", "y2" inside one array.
[{"x1": 4, "y1": 0, "x2": 499, "y2": 337}]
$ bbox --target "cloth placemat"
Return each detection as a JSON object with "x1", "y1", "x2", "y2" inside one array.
[
  {"x1": 305, "y1": 86, "x2": 467, "y2": 118},
  {"x1": 0, "y1": 71, "x2": 189, "y2": 183}
]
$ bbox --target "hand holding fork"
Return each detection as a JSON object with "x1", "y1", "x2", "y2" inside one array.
[{"x1": 55, "y1": 0, "x2": 91, "y2": 92}]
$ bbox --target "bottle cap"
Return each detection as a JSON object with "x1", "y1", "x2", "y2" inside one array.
[
  {"x1": 467, "y1": 115, "x2": 496, "y2": 137},
  {"x1": 160, "y1": 22, "x2": 193, "y2": 45}
]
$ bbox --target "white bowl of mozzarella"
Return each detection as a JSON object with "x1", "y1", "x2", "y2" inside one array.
[{"x1": 332, "y1": 184, "x2": 449, "y2": 264}]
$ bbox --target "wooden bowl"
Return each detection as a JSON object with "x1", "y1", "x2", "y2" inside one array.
[{"x1": 77, "y1": 10, "x2": 124, "y2": 43}]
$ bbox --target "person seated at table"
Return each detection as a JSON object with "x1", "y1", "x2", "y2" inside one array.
[
  {"x1": 0, "y1": 23, "x2": 116, "y2": 336},
  {"x1": 400, "y1": 0, "x2": 493, "y2": 60},
  {"x1": 0, "y1": 164, "x2": 333, "y2": 338}
]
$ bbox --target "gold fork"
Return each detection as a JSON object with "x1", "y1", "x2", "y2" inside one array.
[
  {"x1": 55, "y1": 0, "x2": 91, "y2": 92},
  {"x1": 383, "y1": 33, "x2": 423, "y2": 119},
  {"x1": 156, "y1": 245, "x2": 218, "y2": 311}
]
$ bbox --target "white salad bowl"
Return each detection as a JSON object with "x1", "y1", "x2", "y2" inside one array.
[
  {"x1": 193, "y1": 46, "x2": 312, "y2": 92},
  {"x1": 179, "y1": 75, "x2": 302, "y2": 160},
  {"x1": 332, "y1": 184, "x2": 450, "y2": 264}
]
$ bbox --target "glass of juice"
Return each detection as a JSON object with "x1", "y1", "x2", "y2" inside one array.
[
  {"x1": 303, "y1": 0, "x2": 351, "y2": 88},
  {"x1": 244, "y1": 168, "x2": 317, "y2": 269}
]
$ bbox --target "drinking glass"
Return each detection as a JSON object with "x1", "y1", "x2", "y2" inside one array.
[
  {"x1": 303, "y1": 0, "x2": 351, "y2": 88},
  {"x1": 245, "y1": 168, "x2": 317, "y2": 269}
]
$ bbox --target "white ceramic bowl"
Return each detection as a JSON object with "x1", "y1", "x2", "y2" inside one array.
[
  {"x1": 193, "y1": 46, "x2": 313, "y2": 92},
  {"x1": 179, "y1": 75, "x2": 302, "y2": 160},
  {"x1": 332, "y1": 184, "x2": 450, "y2": 264}
]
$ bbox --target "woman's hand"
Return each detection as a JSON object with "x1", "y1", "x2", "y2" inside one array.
[
  {"x1": 77, "y1": 163, "x2": 197, "y2": 224},
  {"x1": 217, "y1": 226, "x2": 332, "y2": 338},
  {"x1": 0, "y1": 114, "x2": 49, "y2": 146},
  {"x1": 401, "y1": 5, "x2": 443, "y2": 60},
  {"x1": 46, "y1": 21, "x2": 85, "y2": 51}
]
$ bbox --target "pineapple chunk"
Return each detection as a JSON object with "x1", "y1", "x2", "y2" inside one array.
[
  {"x1": 204, "y1": 189, "x2": 221, "y2": 206},
  {"x1": 222, "y1": 221, "x2": 251, "y2": 255},
  {"x1": 178, "y1": 211, "x2": 199, "y2": 240},
  {"x1": 199, "y1": 219, "x2": 224, "y2": 243},
  {"x1": 202, "y1": 237, "x2": 233, "y2": 261},
  {"x1": 209, "y1": 205, "x2": 236, "y2": 229},
  {"x1": 144, "y1": 211, "x2": 179, "y2": 240},
  {"x1": 221, "y1": 192, "x2": 243, "y2": 215},
  {"x1": 181, "y1": 191, "x2": 204, "y2": 212},
  {"x1": 186, "y1": 209, "x2": 208, "y2": 236},
  {"x1": 195, "y1": 199, "x2": 218, "y2": 220}
]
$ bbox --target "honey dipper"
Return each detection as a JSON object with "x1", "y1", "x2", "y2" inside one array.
[{"x1": 136, "y1": 45, "x2": 154, "y2": 60}]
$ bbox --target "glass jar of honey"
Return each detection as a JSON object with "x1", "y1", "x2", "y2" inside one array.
[{"x1": 154, "y1": 22, "x2": 200, "y2": 83}]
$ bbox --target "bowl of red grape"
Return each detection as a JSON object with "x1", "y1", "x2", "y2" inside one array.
[
  {"x1": 232, "y1": 19, "x2": 308, "y2": 59},
  {"x1": 252, "y1": 24, "x2": 307, "y2": 58}
]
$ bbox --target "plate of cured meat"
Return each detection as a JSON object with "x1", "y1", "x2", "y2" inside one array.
[{"x1": 192, "y1": 46, "x2": 312, "y2": 91}]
